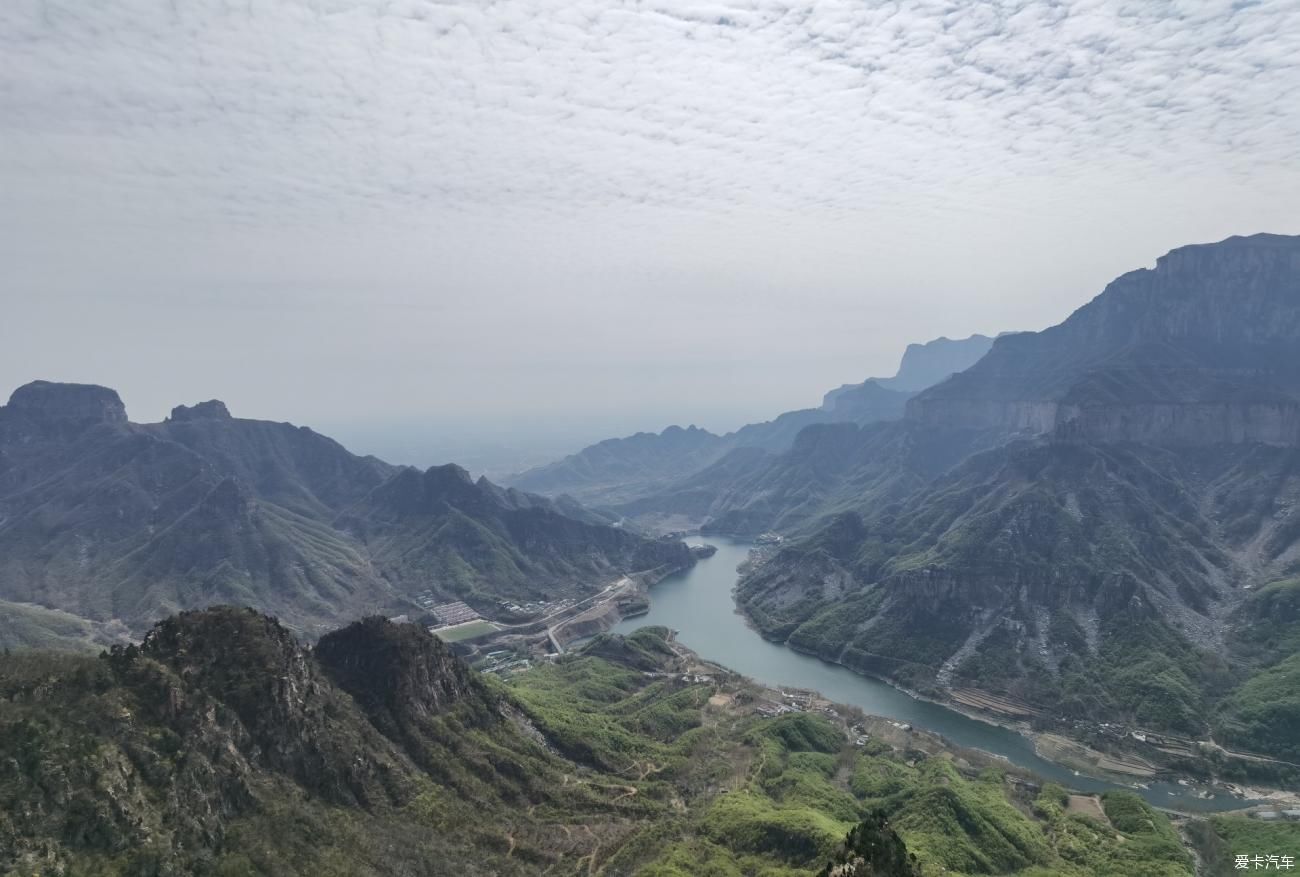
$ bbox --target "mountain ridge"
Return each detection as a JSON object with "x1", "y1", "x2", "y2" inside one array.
[{"x1": 0, "y1": 383, "x2": 693, "y2": 643}]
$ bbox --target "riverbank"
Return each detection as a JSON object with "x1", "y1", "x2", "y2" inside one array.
[
  {"x1": 739, "y1": 597, "x2": 1300, "y2": 810},
  {"x1": 611, "y1": 536, "x2": 1284, "y2": 813},
  {"x1": 724, "y1": 543, "x2": 1300, "y2": 810}
]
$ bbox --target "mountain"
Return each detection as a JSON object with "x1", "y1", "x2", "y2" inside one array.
[
  {"x1": 910, "y1": 234, "x2": 1300, "y2": 442},
  {"x1": 0, "y1": 382, "x2": 692, "y2": 642},
  {"x1": 824, "y1": 333, "x2": 995, "y2": 400},
  {"x1": 504, "y1": 424, "x2": 729, "y2": 506},
  {"x1": 505, "y1": 333, "x2": 994, "y2": 524},
  {"x1": 730, "y1": 233, "x2": 1300, "y2": 758},
  {"x1": 0, "y1": 606, "x2": 1205, "y2": 876},
  {"x1": 337, "y1": 462, "x2": 693, "y2": 604},
  {"x1": 820, "y1": 379, "x2": 914, "y2": 421}
]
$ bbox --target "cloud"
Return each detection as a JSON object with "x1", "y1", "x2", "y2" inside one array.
[
  {"x1": 3, "y1": 0, "x2": 1297, "y2": 227},
  {"x1": 1, "y1": 0, "x2": 1298, "y2": 455}
]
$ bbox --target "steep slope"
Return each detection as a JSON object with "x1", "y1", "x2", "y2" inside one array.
[
  {"x1": 875, "y1": 333, "x2": 996, "y2": 392},
  {"x1": 337, "y1": 463, "x2": 694, "y2": 604},
  {"x1": 0, "y1": 382, "x2": 693, "y2": 637},
  {"x1": 733, "y1": 234, "x2": 1300, "y2": 755},
  {"x1": 0, "y1": 609, "x2": 1204, "y2": 876},
  {"x1": 820, "y1": 379, "x2": 913, "y2": 422}
]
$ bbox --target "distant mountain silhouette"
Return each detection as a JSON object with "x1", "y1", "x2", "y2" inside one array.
[{"x1": 506, "y1": 332, "x2": 995, "y2": 519}]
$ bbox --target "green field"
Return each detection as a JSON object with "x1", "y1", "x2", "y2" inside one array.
[{"x1": 434, "y1": 620, "x2": 499, "y2": 642}]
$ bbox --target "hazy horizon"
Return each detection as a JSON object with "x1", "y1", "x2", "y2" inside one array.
[{"x1": 5, "y1": 1, "x2": 1299, "y2": 472}]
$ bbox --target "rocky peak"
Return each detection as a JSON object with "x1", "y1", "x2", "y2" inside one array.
[
  {"x1": 168, "y1": 399, "x2": 233, "y2": 421},
  {"x1": 136, "y1": 607, "x2": 314, "y2": 730},
  {"x1": 5, "y1": 380, "x2": 127, "y2": 426},
  {"x1": 364, "y1": 464, "x2": 484, "y2": 519},
  {"x1": 315, "y1": 616, "x2": 493, "y2": 734},
  {"x1": 122, "y1": 607, "x2": 417, "y2": 809},
  {"x1": 876, "y1": 334, "x2": 996, "y2": 393}
]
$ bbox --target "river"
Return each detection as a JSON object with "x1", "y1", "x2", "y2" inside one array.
[{"x1": 610, "y1": 537, "x2": 1254, "y2": 813}]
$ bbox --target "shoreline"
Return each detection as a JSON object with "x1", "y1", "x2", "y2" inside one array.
[{"x1": 714, "y1": 557, "x2": 1295, "y2": 812}]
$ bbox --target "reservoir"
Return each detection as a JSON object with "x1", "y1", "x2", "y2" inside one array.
[{"x1": 611, "y1": 537, "x2": 1254, "y2": 813}]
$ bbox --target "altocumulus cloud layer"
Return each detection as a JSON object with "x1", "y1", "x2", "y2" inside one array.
[{"x1": 3, "y1": 0, "x2": 1300, "y2": 459}]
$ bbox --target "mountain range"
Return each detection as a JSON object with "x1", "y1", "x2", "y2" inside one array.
[
  {"x1": 0, "y1": 384, "x2": 693, "y2": 645},
  {"x1": 501, "y1": 233, "x2": 1300, "y2": 765},
  {"x1": 505, "y1": 333, "x2": 995, "y2": 526},
  {"x1": 712, "y1": 234, "x2": 1300, "y2": 761},
  {"x1": 3, "y1": 233, "x2": 1300, "y2": 873}
]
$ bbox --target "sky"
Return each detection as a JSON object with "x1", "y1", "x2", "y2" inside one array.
[{"x1": 3, "y1": 0, "x2": 1299, "y2": 473}]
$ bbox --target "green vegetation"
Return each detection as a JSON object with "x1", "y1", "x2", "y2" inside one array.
[
  {"x1": 0, "y1": 599, "x2": 129, "y2": 653},
  {"x1": 1186, "y1": 813, "x2": 1300, "y2": 876},
  {"x1": 737, "y1": 439, "x2": 1300, "y2": 758},
  {"x1": 816, "y1": 811, "x2": 920, "y2": 876},
  {"x1": 0, "y1": 611, "x2": 1208, "y2": 876},
  {"x1": 508, "y1": 631, "x2": 1199, "y2": 876},
  {"x1": 433, "y1": 619, "x2": 499, "y2": 642},
  {"x1": 1215, "y1": 652, "x2": 1300, "y2": 761}
]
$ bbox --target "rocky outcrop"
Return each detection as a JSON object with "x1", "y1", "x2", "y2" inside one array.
[
  {"x1": 315, "y1": 615, "x2": 494, "y2": 734},
  {"x1": 168, "y1": 399, "x2": 233, "y2": 421},
  {"x1": 910, "y1": 396, "x2": 1300, "y2": 445},
  {"x1": 131, "y1": 606, "x2": 412, "y2": 808},
  {"x1": 872, "y1": 334, "x2": 996, "y2": 393},
  {"x1": 6, "y1": 380, "x2": 128, "y2": 425},
  {"x1": 0, "y1": 381, "x2": 128, "y2": 443}
]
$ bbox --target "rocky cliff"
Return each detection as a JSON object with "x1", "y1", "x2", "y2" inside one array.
[{"x1": 909, "y1": 234, "x2": 1300, "y2": 444}]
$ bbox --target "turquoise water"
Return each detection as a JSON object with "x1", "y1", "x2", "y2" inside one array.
[{"x1": 611, "y1": 537, "x2": 1255, "y2": 813}]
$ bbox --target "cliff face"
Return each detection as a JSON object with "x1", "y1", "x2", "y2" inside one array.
[
  {"x1": 871, "y1": 334, "x2": 996, "y2": 393},
  {"x1": 909, "y1": 234, "x2": 1300, "y2": 445},
  {"x1": 3, "y1": 381, "x2": 128, "y2": 436},
  {"x1": 908, "y1": 398, "x2": 1300, "y2": 444}
]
